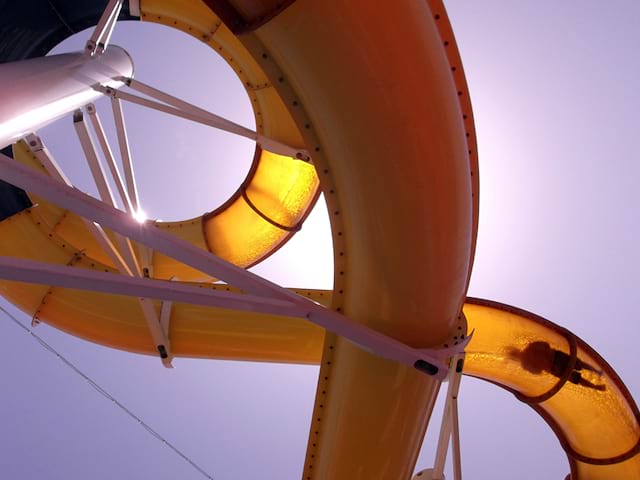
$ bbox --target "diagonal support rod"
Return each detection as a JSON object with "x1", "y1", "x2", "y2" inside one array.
[
  {"x1": 0, "y1": 151, "x2": 299, "y2": 301},
  {"x1": 97, "y1": 82, "x2": 311, "y2": 161},
  {"x1": 0, "y1": 152, "x2": 469, "y2": 379},
  {"x1": 432, "y1": 353, "x2": 465, "y2": 480},
  {"x1": 72, "y1": 109, "x2": 141, "y2": 276},
  {"x1": 126, "y1": 78, "x2": 311, "y2": 161},
  {"x1": 27, "y1": 132, "x2": 171, "y2": 366},
  {"x1": 110, "y1": 96, "x2": 140, "y2": 213},
  {"x1": 72, "y1": 112, "x2": 174, "y2": 365},
  {"x1": 74, "y1": 109, "x2": 115, "y2": 205},
  {"x1": 160, "y1": 297, "x2": 172, "y2": 339},
  {"x1": 0, "y1": 256, "x2": 303, "y2": 317},
  {"x1": 86, "y1": 103, "x2": 133, "y2": 213},
  {"x1": 85, "y1": 0, "x2": 123, "y2": 56},
  {"x1": 24, "y1": 134, "x2": 132, "y2": 277}
]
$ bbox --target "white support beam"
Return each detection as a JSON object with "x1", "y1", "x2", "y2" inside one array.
[
  {"x1": 72, "y1": 110, "x2": 142, "y2": 276},
  {"x1": 1, "y1": 151, "x2": 299, "y2": 301},
  {"x1": 431, "y1": 354, "x2": 465, "y2": 480},
  {"x1": 160, "y1": 298, "x2": 172, "y2": 339},
  {"x1": 98, "y1": 5, "x2": 120, "y2": 54},
  {"x1": 102, "y1": 81, "x2": 310, "y2": 161},
  {"x1": 0, "y1": 256, "x2": 302, "y2": 317},
  {"x1": 117, "y1": 237, "x2": 142, "y2": 277},
  {"x1": 128, "y1": 0, "x2": 140, "y2": 17},
  {"x1": 138, "y1": 297, "x2": 172, "y2": 367},
  {"x1": 0, "y1": 152, "x2": 468, "y2": 379},
  {"x1": 73, "y1": 110, "x2": 170, "y2": 360},
  {"x1": 24, "y1": 134, "x2": 71, "y2": 184},
  {"x1": 73, "y1": 109, "x2": 116, "y2": 206},
  {"x1": 85, "y1": 0, "x2": 123, "y2": 57},
  {"x1": 91, "y1": 223, "x2": 135, "y2": 276},
  {"x1": 111, "y1": 97, "x2": 140, "y2": 213},
  {"x1": 138, "y1": 244, "x2": 154, "y2": 279},
  {"x1": 24, "y1": 134, "x2": 133, "y2": 277},
  {"x1": 86, "y1": 103, "x2": 133, "y2": 212},
  {"x1": 451, "y1": 393, "x2": 462, "y2": 480},
  {"x1": 159, "y1": 300, "x2": 172, "y2": 339},
  {"x1": 160, "y1": 277, "x2": 180, "y2": 339}
]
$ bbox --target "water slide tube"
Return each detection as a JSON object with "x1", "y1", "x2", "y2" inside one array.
[{"x1": 0, "y1": 1, "x2": 637, "y2": 479}]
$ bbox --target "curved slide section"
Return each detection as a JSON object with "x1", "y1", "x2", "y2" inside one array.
[
  {"x1": 463, "y1": 298, "x2": 640, "y2": 479},
  {"x1": 241, "y1": 1, "x2": 476, "y2": 477},
  {"x1": 2, "y1": 252, "x2": 636, "y2": 480}
]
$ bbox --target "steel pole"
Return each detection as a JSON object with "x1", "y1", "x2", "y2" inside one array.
[{"x1": 0, "y1": 46, "x2": 133, "y2": 149}]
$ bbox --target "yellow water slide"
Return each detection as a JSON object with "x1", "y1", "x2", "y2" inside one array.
[
  {"x1": 464, "y1": 298, "x2": 640, "y2": 479},
  {"x1": 0, "y1": 0, "x2": 637, "y2": 479}
]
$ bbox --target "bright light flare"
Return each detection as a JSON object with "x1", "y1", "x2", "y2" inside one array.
[{"x1": 132, "y1": 208, "x2": 147, "y2": 223}]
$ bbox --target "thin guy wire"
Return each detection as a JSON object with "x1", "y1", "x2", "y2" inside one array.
[{"x1": 0, "y1": 304, "x2": 215, "y2": 480}]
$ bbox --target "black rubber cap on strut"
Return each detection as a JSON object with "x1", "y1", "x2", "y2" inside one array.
[
  {"x1": 157, "y1": 345, "x2": 169, "y2": 359},
  {"x1": 414, "y1": 359, "x2": 439, "y2": 376}
]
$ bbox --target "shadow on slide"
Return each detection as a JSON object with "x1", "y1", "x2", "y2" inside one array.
[{"x1": 464, "y1": 298, "x2": 640, "y2": 479}]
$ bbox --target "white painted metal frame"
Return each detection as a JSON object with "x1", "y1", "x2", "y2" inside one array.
[
  {"x1": 0, "y1": 2, "x2": 469, "y2": 377},
  {"x1": 159, "y1": 278, "x2": 178, "y2": 339},
  {"x1": 25, "y1": 133, "x2": 171, "y2": 366},
  {"x1": 73, "y1": 110, "x2": 116, "y2": 205},
  {"x1": 128, "y1": 0, "x2": 141, "y2": 18},
  {"x1": 86, "y1": 103, "x2": 133, "y2": 213},
  {"x1": 72, "y1": 109, "x2": 141, "y2": 275},
  {"x1": 24, "y1": 134, "x2": 133, "y2": 278},
  {"x1": 0, "y1": 152, "x2": 470, "y2": 379},
  {"x1": 85, "y1": 0, "x2": 124, "y2": 56},
  {"x1": 110, "y1": 97, "x2": 140, "y2": 213},
  {"x1": 0, "y1": 257, "x2": 304, "y2": 316},
  {"x1": 72, "y1": 112, "x2": 172, "y2": 365},
  {"x1": 431, "y1": 353, "x2": 465, "y2": 480},
  {"x1": 96, "y1": 81, "x2": 311, "y2": 161}
]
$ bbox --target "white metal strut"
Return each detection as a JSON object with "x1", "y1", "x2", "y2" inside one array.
[
  {"x1": 0, "y1": 6, "x2": 468, "y2": 376},
  {"x1": 85, "y1": 103, "x2": 133, "y2": 213},
  {"x1": 85, "y1": 0, "x2": 124, "y2": 57},
  {"x1": 72, "y1": 113, "x2": 171, "y2": 365},
  {"x1": 24, "y1": 134, "x2": 133, "y2": 278},
  {"x1": 0, "y1": 150, "x2": 470, "y2": 379},
  {"x1": 432, "y1": 353, "x2": 465, "y2": 480},
  {"x1": 96, "y1": 81, "x2": 311, "y2": 161},
  {"x1": 25, "y1": 133, "x2": 172, "y2": 366},
  {"x1": 110, "y1": 97, "x2": 140, "y2": 213}
]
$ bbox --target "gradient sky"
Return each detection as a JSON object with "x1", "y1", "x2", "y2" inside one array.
[{"x1": 1, "y1": 2, "x2": 639, "y2": 479}]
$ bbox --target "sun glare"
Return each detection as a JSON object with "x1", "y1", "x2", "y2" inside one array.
[{"x1": 132, "y1": 208, "x2": 147, "y2": 223}]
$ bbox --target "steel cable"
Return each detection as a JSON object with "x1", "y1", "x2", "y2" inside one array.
[{"x1": 0, "y1": 304, "x2": 215, "y2": 480}]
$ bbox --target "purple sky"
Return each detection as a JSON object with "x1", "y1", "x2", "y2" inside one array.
[{"x1": 1, "y1": 2, "x2": 638, "y2": 479}]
